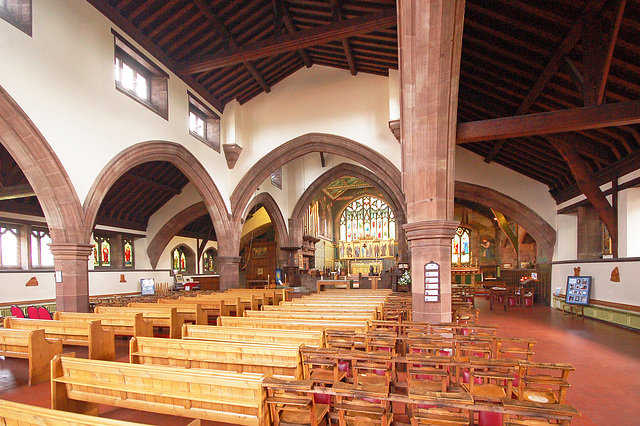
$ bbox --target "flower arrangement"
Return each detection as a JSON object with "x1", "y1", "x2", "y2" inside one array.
[{"x1": 398, "y1": 270, "x2": 411, "y2": 287}]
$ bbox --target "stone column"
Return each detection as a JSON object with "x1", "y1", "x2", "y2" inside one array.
[
  {"x1": 218, "y1": 256, "x2": 241, "y2": 290},
  {"x1": 49, "y1": 243, "x2": 93, "y2": 313},
  {"x1": 398, "y1": 0, "x2": 465, "y2": 322}
]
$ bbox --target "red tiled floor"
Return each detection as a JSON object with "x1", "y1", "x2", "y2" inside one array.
[{"x1": 0, "y1": 300, "x2": 639, "y2": 425}]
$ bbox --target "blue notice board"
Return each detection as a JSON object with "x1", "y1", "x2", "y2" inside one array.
[{"x1": 141, "y1": 278, "x2": 155, "y2": 295}]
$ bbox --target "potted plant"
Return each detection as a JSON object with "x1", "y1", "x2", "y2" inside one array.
[{"x1": 398, "y1": 270, "x2": 411, "y2": 290}]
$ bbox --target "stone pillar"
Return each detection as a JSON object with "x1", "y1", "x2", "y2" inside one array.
[
  {"x1": 405, "y1": 221, "x2": 459, "y2": 322},
  {"x1": 218, "y1": 256, "x2": 241, "y2": 290},
  {"x1": 398, "y1": 0, "x2": 465, "y2": 322},
  {"x1": 49, "y1": 243, "x2": 93, "y2": 313}
]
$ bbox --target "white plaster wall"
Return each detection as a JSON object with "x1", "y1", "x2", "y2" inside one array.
[
  {"x1": 88, "y1": 270, "x2": 172, "y2": 297},
  {"x1": 556, "y1": 213, "x2": 578, "y2": 261},
  {"x1": 146, "y1": 183, "x2": 204, "y2": 244},
  {"x1": 0, "y1": 272, "x2": 56, "y2": 304},
  {"x1": 552, "y1": 261, "x2": 640, "y2": 307},
  {"x1": 156, "y1": 236, "x2": 199, "y2": 271},
  {"x1": 455, "y1": 147, "x2": 557, "y2": 228},
  {"x1": 230, "y1": 66, "x2": 401, "y2": 189},
  {"x1": 0, "y1": 0, "x2": 230, "y2": 207},
  {"x1": 625, "y1": 188, "x2": 640, "y2": 257}
]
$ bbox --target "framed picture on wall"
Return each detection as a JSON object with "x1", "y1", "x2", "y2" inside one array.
[{"x1": 565, "y1": 276, "x2": 591, "y2": 305}]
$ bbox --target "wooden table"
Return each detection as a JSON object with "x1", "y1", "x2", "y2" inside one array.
[
  {"x1": 317, "y1": 280, "x2": 353, "y2": 291},
  {"x1": 246, "y1": 280, "x2": 268, "y2": 289}
]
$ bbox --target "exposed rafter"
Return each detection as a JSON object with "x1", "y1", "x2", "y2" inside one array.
[
  {"x1": 457, "y1": 100, "x2": 640, "y2": 144},
  {"x1": 178, "y1": 9, "x2": 396, "y2": 74},
  {"x1": 0, "y1": 184, "x2": 35, "y2": 201},
  {"x1": 192, "y1": 0, "x2": 270, "y2": 94},
  {"x1": 330, "y1": 0, "x2": 358, "y2": 75}
]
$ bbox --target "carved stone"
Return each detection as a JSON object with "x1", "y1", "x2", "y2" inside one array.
[{"x1": 223, "y1": 143, "x2": 243, "y2": 169}]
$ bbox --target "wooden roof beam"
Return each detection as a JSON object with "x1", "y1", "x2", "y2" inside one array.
[
  {"x1": 457, "y1": 100, "x2": 640, "y2": 144},
  {"x1": 278, "y1": 0, "x2": 313, "y2": 68},
  {"x1": 0, "y1": 184, "x2": 35, "y2": 201},
  {"x1": 192, "y1": 0, "x2": 270, "y2": 94},
  {"x1": 178, "y1": 9, "x2": 396, "y2": 74},
  {"x1": 551, "y1": 135, "x2": 618, "y2": 257},
  {"x1": 330, "y1": 0, "x2": 357, "y2": 75},
  {"x1": 484, "y1": 0, "x2": 609, "y2": 163}
]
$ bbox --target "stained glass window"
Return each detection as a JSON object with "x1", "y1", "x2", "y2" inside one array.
[
  {"x1": 123, "y1": 239, "x2": 134, "y2": 267},
  {"x1": 0, "y1": 225, "x2": 19, "y2": 267},
  {"x1": 203, "y1": 248, "x2": 217, "y2": 272},
  {"x1": 172, "y1": 246, "x2": 188, "y2": 272},
  {"x1": 31, "y1": 228, "x2": 54, "y2": 267},
  {"x1": 452, "y1": 227, "x2": 471, "y2": 266},
  {"x1": 93, "y1": 235, "x2": 111, "y2": 267},
  {"x1": 338, "y1": 196, "x2": 396, "y2": 259}
]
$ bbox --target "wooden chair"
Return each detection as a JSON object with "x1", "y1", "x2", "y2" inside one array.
[
  {"x1": 302, "y1": 347, "x2": 347, "y2": 385},
  {"x1": 264, "y1": 377, "x2": 329, "y2": 426},
  {"x1": 515, "y1": 361, "x2": 575, "y2": 405},
  {"x1": 459, "y1": 359, "x2": 517, "y2": 403},
  {"x1": 411, "y1": 407, "x2": 470, "y2": 425},
  {"x1": 496, "y1": 338, "x2": 536, "y2": 362}
]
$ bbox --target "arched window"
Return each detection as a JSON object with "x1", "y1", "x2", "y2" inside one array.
[
  {"x1": 338, "y1": 196, "x2": 396, "y2": 259},
  {"x1": 0, "y1": 224, "x2": 19, "y2": 267},
  {"x1": 452, "y1": 227, "x2": 471, "y2": 267},
  {"x1": 123, "y1": 238, "x2": 134, "y2": 268},
  {"x1": 203, "y1": 248, "x2": 217, "y2": 273},
  {"x1": 93, "y1": 235, "x2": 111, "y2": 267},
  {"x1": 31, "y1": 228, "x2": 54, "y2": 267},
  {"x1": 171, "y1": 245, "x2": 196, "y2": 274}
]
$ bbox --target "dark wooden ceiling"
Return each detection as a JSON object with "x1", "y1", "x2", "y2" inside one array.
[{"x1": 2, "y1": 0, "x2": 640, "y2": 238}]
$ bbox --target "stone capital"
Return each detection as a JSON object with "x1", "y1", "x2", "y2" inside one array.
[
  {"x1": 48, "y1": 243, "x2": 94, "y2": 261},
  {"x1": 223, "y1": 143, "x2": 242, "y2": 169},
  {"x1": 403, "y1": 220, "x2": 459, "y2": 241}
]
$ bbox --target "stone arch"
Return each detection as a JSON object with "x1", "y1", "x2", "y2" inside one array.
[
  {"x1": 290, "y1": 162, "x2": 407, "y2": 258},
  {"x1": 84, "y1": 142, "x2": 233, "y2": 255},
  {"x1": 170, "y1": 243, "x2": 196, "y2": 275},
  {"x1": 147, "y1": 202, "x2": 208, "y2": 269},
  {"x1": 231, "y1": 133, "x2": 402, "y2": 222},
  {"x1": 0, "y1": 86, "x2": 84, "y2": 243},
  {"x1": 454, "y1": 181, "x2": 556, "y2": 262},
  {"x1": 243, "y1": 192, "x2": 289, "y2": 249}
]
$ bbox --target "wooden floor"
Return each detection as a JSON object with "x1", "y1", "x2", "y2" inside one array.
[{"x1": 0, "y1": 298, "x2": 638, "y2": 425}]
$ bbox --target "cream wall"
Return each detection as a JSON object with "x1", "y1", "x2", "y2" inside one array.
[
  {"x1": 0, "y1": 0, "x2": 231, "y2": 208},
  {"x1": 229, "y1": 66, "x2": 401, "y2": 190}
]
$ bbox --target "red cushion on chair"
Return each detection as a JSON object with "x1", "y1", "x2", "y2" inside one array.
[
  {"x1": 26, "y1": 306, "x2": 39, "y2": 319},
  {"x1": 478, "y1": 411, "x2": 503, "y2": 426},
  {"x1": 10, "y1": 305, "x2": 24, "y2": 318},
  {"x1": 37, "y1": 306, "x2": 52, "y2": 320},
  {"x1": 314, "y1": 393, "x2": 331, "y2": 405}
]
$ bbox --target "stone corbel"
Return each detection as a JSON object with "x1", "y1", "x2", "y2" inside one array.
[
  {"x1": 388, "y1": 119, "x2": 400, "y2": 142},
  {"x1": 223, "y1": 143, "x2": 243, "y2": 169}
]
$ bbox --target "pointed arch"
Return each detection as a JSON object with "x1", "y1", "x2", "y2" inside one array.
[
  {"x1": 83, "y1": 141, "x2": 234, "y2": 255},
  {"x1": 243, "y1": 192, "x2": 289, "y2": 249},
  {"x1": 231, "y1": 133, "x2": 403, "y2": 222},
  {"x1": 0, "y1": 86, "x2": 84, "y2": 243},
  {"x1": 147, "y1": 202, "x2": 208, "y2": 269},
  {"x1": 454, "y1": 182, "x2": 556, "y2": 261},
  {"x1": 290, "y1": 162, "x2": 407, "y2": 257}
]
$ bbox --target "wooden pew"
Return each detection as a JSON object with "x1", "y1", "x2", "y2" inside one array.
[
  {"x1": 182, "y1": 324, "x2": 325, "y2": 348},
  {"x1": 53, "y1": 311, "x2": 153, "y2": 338},
  {"x1": 226, "y1": 288, "x2": 289, "y2": 305},
  {"x1": 130, "y1": 336, "x2": 303, "y2": 378},
  {"x1": 95, "y1": 305, "x2": 183, "y2": 339},
  {"x1": 4, "y1": 317, "x2": 114, "y2": 360},
  {"x1": 129, "y1": 301, "x2": 208, "y2": 325},
  {"x1": 244, "y1": 310, "x2": 376, "y2": 321},
  {"x1": 0, "y1": 328, "x2": 62, "y2": 385},
  {"x1": 194, "y1": 293, "x2": 258, "y2": 311},
  {"x1": 175, "y1": 295, "x2": 244, "y2": 316},
  {"x1": 218, "y1": 316, "x2": 370, "y2": 333},
  {"x1": 52, "y1": 355, "x2": 269, "y2": 425},
  {"x1": 0, "y1": 399, "x2": 194, "y2": 426}
]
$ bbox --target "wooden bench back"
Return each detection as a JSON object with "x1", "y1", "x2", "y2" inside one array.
[
  {"x1": 95, "y1": 305, "x2": 182, "y2": 338},
  {"x1": 182, "y1": 324, "x2": 324, "y2": 348},
  {"x1": 218, "y1": 316, "x2": 370, "y2": 333},
  {"x1": 0, "y1": 328, "x2": 62, "y2": 385},
  {"x1": 130, "y1": 336, "x2": 303, "y2": 379},
  {"x1": 244, "y1": 310, "x2": 376, "y2": 321},
  {"x1": 52, "y1": 355, "x2": 268, "y2": 425},
  {"x1": 175, "y1": 295, "x2": 244, "y2": 315},
  {"x1": 0, "y1": 399, "x2": 158, "y2": 426},
  {"x1": 193, "y1": 293, "x2": 258, "y2": 311},
  {"x1": 129, "y1": 302, "x2": 208, "y2": 325},
  {"x1": 3, "y1": 317, "x2": 114, "y2": 360},
  {"x1": 54, "y1": 311, "x2": 153, "y2": 337}
]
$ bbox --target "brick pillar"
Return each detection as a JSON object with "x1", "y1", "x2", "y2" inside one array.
[
  {"x1": 398, "y1": 0, "x2": 465, "y2": 322},
  {"x1": 218, "y1": 256, "x2": 241, "y2": 290},
  {"x1": 49, "y1": 243, "x2": 93, "y2": 313}
]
